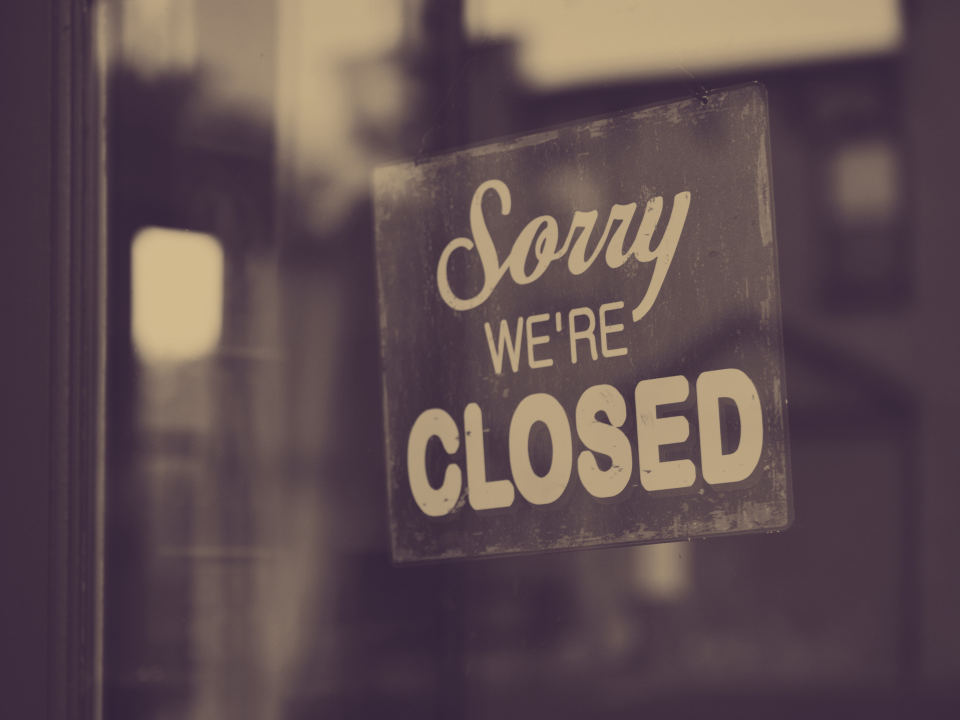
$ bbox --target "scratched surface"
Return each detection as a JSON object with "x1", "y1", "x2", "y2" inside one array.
[{"x1": 374, "y1": 83, "x2": 792, "y2": 564}]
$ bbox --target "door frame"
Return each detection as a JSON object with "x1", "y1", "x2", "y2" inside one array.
[{"x1": 0, "y1": 0, "x2": 105, "y2": 717}]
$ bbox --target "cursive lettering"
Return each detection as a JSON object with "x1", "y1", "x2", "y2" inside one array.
[{"x1": 437, "y1": 180, "x2": 691, "y2": 322}]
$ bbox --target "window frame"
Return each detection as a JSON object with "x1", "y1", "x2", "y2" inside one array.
[{"x1": 0, "y1": 0, "x2": 106, "y2": 717}]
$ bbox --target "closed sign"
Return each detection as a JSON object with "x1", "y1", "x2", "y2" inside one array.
[{"x1": 374, "y1": 83, "x2": 792, "y2": 564}]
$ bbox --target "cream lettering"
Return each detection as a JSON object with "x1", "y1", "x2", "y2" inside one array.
[
  {"x1": 437, "y1": 180, "x2": 691, "y2": 322},
  {"x1": 407, "y1": 369, "x2": 766, "y2": 517}
]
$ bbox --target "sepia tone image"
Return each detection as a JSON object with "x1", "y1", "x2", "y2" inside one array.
[{"x1": 2, "y1": 1, "x2": 960, "y2": 718}]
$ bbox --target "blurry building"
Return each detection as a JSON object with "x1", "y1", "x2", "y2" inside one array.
[{"x1": 4, "y1": 0, "x2": 960, "y2": 718}]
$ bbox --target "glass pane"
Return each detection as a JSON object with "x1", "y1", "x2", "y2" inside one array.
[{"x1": 100, "y1": 1, "x2": 960, "y2": 717}]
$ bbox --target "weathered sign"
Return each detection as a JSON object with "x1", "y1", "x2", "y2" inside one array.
[{"x1": 374, "y1": 83, "x2": 791, "y2": 564}]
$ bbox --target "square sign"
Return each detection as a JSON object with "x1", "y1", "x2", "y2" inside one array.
[{"x1": 374, "y1": 83, "x2": 791, "y2": 564}]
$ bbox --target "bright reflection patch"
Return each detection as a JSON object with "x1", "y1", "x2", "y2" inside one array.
[
  {"x1": 132, "y1": 227, "x2": 224, "y2": 362},
  {"x1": 467, "y1": 0, "x2": 902, "y2": 88}
]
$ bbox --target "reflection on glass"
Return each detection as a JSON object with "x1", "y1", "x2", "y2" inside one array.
[
  {"x1": 132, "y1": 227, "x2": 224, "y2": 362},
  {"x1": 830, "y1": 138, "x2": 900, "y2": 228},
  {"x1": 105, "y1": 1, "x2": 933, "y2": 718},
  {"x1": 465, "y1": 0, "x2": 902, "y2": 88},
  {"x1": 121, "y1": 0, "x2": 198, "y2": 76}
]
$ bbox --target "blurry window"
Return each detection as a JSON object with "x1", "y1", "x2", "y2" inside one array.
[
  {"x1": 132, "y1": 227, "x2": 224, "y2": 362},
  {"x1": 466, "y1": 0, "x2": 902, "y2": 88}
]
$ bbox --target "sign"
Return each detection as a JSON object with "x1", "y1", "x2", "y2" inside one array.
[{"x1": 374, "y1": 83, "x2": 792, "y2": 564}]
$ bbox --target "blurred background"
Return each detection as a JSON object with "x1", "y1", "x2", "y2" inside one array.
[{"x1": 99, "y1": 0, "x2": 960, "y2": 717}]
